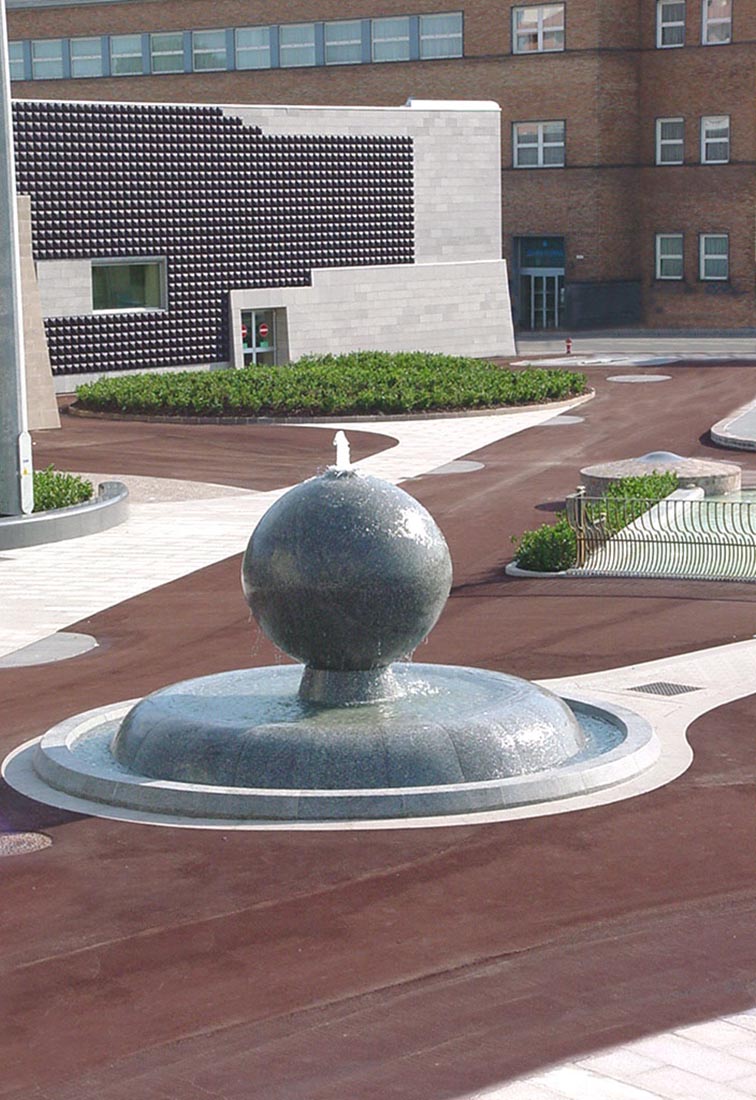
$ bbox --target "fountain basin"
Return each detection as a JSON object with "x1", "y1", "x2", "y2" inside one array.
[{"x1": 16, "y1": 664, "x2": 658, "y2": 823}]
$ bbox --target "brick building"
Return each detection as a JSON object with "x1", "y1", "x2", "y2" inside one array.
[{"x1": 6, "y1": 0, "x2": 756, "y2": 331}]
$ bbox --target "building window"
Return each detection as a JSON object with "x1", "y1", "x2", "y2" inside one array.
[
  {"x1": 279, "y1": 23, "x2": 316, "y2": 67},
  {"x1": 110, "y1": 34, "x2": 143, "y2": 76},
  {"x1": 513, "y1": 121, "x2": 565, "y2": 167},
  {"x1": 512, "y1": 5, "x2": 565, "y2": 53},
  {"x1": 700, "y1": 234, "x2": 729, "y2": 279},
  {"x1": 92, "y1": 261, "x2": 165, "y2": 312},
  {"x1": 150, "y1": 32, "x2": 185, "y2": 74},
  {"x1": 657, "y1": 1, "x2": 686, "y2": 47},
  {"x1": 324, "y1": 21, "x2": 362, "y2": 64},
  {"x1": 701, "y1": 115, "x2": 730, "y2": 163},
  {"x1": 31, "y1": 39, "x2": 64, "y2": 80},
  {"x1": 235, "y1": 26, "x2": 271, "y2": 69},
  {"x1": 656, "y1": 118, "x2": 684, "y2": 164},
  {"x1": 8, "y1": 42, "x2": 26, "y2": 81},
  {"x1": 372, "y1": 16, "x2": 411, "y2": 61},
  {"x1": 192, "y1": 30, "x2": 227, "y2": 72},
  {"x1": 70, "y1": 37, "x2": 103, "y2": 78},
  {"x1": 703, "y1": 0, "x2": 732, "y2": 43},
  {"x1": 656, "y1": 234, "x2": 684, "y2": 279},
  {"x1": 419, "y1": 12, "x2": 463, "y2": 58}
]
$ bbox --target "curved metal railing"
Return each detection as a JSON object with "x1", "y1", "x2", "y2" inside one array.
[{"x1": 566, "y1": 492, "x2": 756, "y2": 581}]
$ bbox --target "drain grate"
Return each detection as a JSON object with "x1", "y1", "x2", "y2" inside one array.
[
  {"x1": 0, "y1": 832, "x2": 52, "y2": 857},
  {"x1": 627, "y1": 681, "x2": 701, "y2": 697}
]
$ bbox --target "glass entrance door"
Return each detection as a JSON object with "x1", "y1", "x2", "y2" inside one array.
[
  {"x1": 519, "y1": 271, "x2": 565, "y2": 330},
  {"x1": 241, "y1": 310, "x2": 276, "y2": 365}
]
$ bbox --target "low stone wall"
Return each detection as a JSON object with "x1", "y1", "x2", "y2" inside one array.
[{"x1": 0, "y1": 480, "x2": 128, "y2": 550}]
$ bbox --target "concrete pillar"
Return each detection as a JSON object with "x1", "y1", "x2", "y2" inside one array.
[{"x1": 0, "y1": 0, "x2": 33, "y2": 515}]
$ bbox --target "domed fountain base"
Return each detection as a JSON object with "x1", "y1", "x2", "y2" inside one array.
[{"x1": 6, "y1": 663, "x2": 659, "y2": 824}]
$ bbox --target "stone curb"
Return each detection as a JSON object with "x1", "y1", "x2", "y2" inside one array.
[
  {"x1": 65, "y1": 390, "x2": 595, "y2": 426},
  {"x1": 711, "y1": 399, "x2": 756, "y2": 451},
  {"x1": 0, "y1": 480, "x2": 129, "y2": 550}
]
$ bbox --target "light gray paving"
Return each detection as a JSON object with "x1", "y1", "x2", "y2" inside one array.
[
  {"x1": 0, "y1": 402, "x2": 574, "y2": 660},
  {"x1": 516, "y1": 333, "x2": 756, "y2": 358}
]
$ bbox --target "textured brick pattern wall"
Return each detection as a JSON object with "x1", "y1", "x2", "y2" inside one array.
[{"x1": 12, "y1": 100, "x2": 414, "y2": 374}]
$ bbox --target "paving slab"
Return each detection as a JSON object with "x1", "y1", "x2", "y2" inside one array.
[{"x1": 5, "y1": 364, "x2": 756, "y2": 1098}]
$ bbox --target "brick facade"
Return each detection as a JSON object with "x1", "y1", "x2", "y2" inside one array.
[{"x1": 7, "y1": 0, "x2": 756, "y2": 330}]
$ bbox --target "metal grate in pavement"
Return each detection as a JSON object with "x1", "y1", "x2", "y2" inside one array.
[{"x1": 627, "y1": 681, "x2": 702, "y2": 696}]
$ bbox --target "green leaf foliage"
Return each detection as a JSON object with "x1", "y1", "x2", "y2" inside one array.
[
  {"x1": 512, "y1": 516, "x2": 577, "y2": 572},
  {"x1": 74, "y1": 353, "x2": 587, "y2": 417},
  {"x1": 513, "y1": 471, "x2": 680, "y2": 573},
  {"x1": 32, "y1": 465, "x2": 94, "y2": 513}
]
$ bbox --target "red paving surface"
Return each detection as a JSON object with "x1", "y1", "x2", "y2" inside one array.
[{"x1": 4, "y1": 363, "x2": 756, "y2": 1098}]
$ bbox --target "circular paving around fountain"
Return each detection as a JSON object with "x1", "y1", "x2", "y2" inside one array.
[{"x1": 5, "y1": 666, "x2": 658, "y2": 826}]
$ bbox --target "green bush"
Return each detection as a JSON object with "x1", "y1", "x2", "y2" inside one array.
[
  {"x1": 587, "y1": 471, "x2": 679, "y2": 535},
  {"x1": 74, "y1": 352, "x2": 587, "y2": 417},
  {"x1": 512, "y1": 471, "x2": 680, "y2": 573},
  {"x1": 33, "y1": 465, "x2": 94, "y2": 513},
  {"x1": 512, "y1": 516, "x2": 577, "y2": 572}
]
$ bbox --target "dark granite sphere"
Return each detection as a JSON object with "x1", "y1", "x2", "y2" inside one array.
[{"x1": 242, "y1": 470, "x2": 453, "y2": 670}]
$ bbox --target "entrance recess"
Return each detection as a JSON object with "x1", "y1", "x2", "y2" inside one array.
[
  {"x1": 515, "y1": 237, "x2": 565, "y2": 330},
  {"x1": 241, "y1": 310, "x2": 276, "y2": 365},
  {"x1": 520, "y1": 270, "x2": 565, "y2": 330}
]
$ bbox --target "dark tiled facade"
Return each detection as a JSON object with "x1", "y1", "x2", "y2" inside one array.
[{"x1": 13, "y1": 99, "x2": 414, "y2": 374}]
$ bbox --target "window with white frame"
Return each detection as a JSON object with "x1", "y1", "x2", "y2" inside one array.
[
  {"x1": 324, "y1": 21, "x2": 362, "y2": 64},
  {"x1": 192, "y1": 30, "x2": 227, "y2": 71},
  {"x1": 656, "y1": 233, "x2": 684, "y2": 279},
  {"x1": 701, "y1": 115, "x2": 730, "y2": 163},
  {"x1": 8, "y1": 42, "x2": 26, "y2": 81},
  {"x1": 656, "y1": 118, "x2": 685, "y2": 164},
  {"x1": 372, "y1": 16, "x2": 411, "y2": 61},
  {"x1": 657, "y1": 1, "x2": 686, "y2": 47},
  {"x1": 236, "y1": 26, "x2": 271, "y2": 69},
  {"x1": 512, "y1": 4, "x2": 565, "y2": 53},
  {"x1": 110, "y1": 34, "x2": 143, "y2": 76},
  {"x1": 279, "y1": 23, "x2": 316, "y2": 67},
  {"x1": 513, "y1": 121, "x2": 565, "y2": 167},
  {"x1": 70, "y1": 37, "x2": 103, "y2": 78},
  {"x1": 419, "y1": 12, "x2": 463, "y2": 58},
  {"x1": 700, "y1": 233, "x2": 729, "y2": 279},
  {"x1": 92, "y1": 260, "x2": 165, "y2": 312},
  {"x1": 703, "y1": 0, "x2": 732, "y2": 43},
  {"x1": 150, "y1": 32, "x2": 184, "y2": 74},
  {"x1": 31, "y1": 39, "x2": 64, "y2": 80}
]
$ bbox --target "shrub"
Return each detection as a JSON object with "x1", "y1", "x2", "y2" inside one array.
[
  {"x1": 512, "y1": 516, "x2": 577, "y2": 572},
  {"x1": 512, "y1": 471, "x2": 680, "y2": 573},
  {"x1": 74, "y1": 352, "x2": 587, "y2": 417},
  {"x1": 588, "y1": 471, "x2": 679, "y2": 536},
  {"x1": 33, "y1": 465, "x2": 94, "y2": 512}
]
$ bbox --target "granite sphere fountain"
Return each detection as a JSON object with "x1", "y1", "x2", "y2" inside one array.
[{"x1": 4, "y1": 434, "x2": 658, "y2": 825}]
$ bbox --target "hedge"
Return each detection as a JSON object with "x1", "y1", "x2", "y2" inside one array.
[{"x1": 74, "y1": 352, "x2": 587, "y2": 417}]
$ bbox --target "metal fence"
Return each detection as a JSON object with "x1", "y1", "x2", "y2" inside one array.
[{"x1": 564, "y1": 489, "x2": 756, "y2": 581}]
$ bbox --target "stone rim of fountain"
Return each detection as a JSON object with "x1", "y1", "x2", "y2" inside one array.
[{"x1": 5, "y1": 684, "x2": 658, "y2": 824}]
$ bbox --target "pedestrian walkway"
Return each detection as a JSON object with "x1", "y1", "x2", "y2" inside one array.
[
  {"x1": 0, "y1": 400, "x2": 579, "y2": 660},
  {"x1": 472, "y1": 1010, "x2": 756, "y2": 1099},
  {"x1": 516, "y1": 331, "x2": 756, "y2": 360},
  {"x1": 7, "y1": 394, "x2": 756, "y2": 1100}
]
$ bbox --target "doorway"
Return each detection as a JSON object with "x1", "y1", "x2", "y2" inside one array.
[
  {"x1": 241, "y1": 310, "x2": 276, "y2": 365},
  {"x1": 520, "y1": 271, "x2": 565, "y2": 330}
]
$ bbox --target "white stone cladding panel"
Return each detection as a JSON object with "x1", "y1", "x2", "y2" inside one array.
[
  {"x1": 223, "y1": 102, "x2": 502, "y2": 266},
  {"x1": 229, "y1": 259, "x2": 514, "y2": 364},
  {"x1": 36, "y1": 259, "x2": 92, "y2": 317}
]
